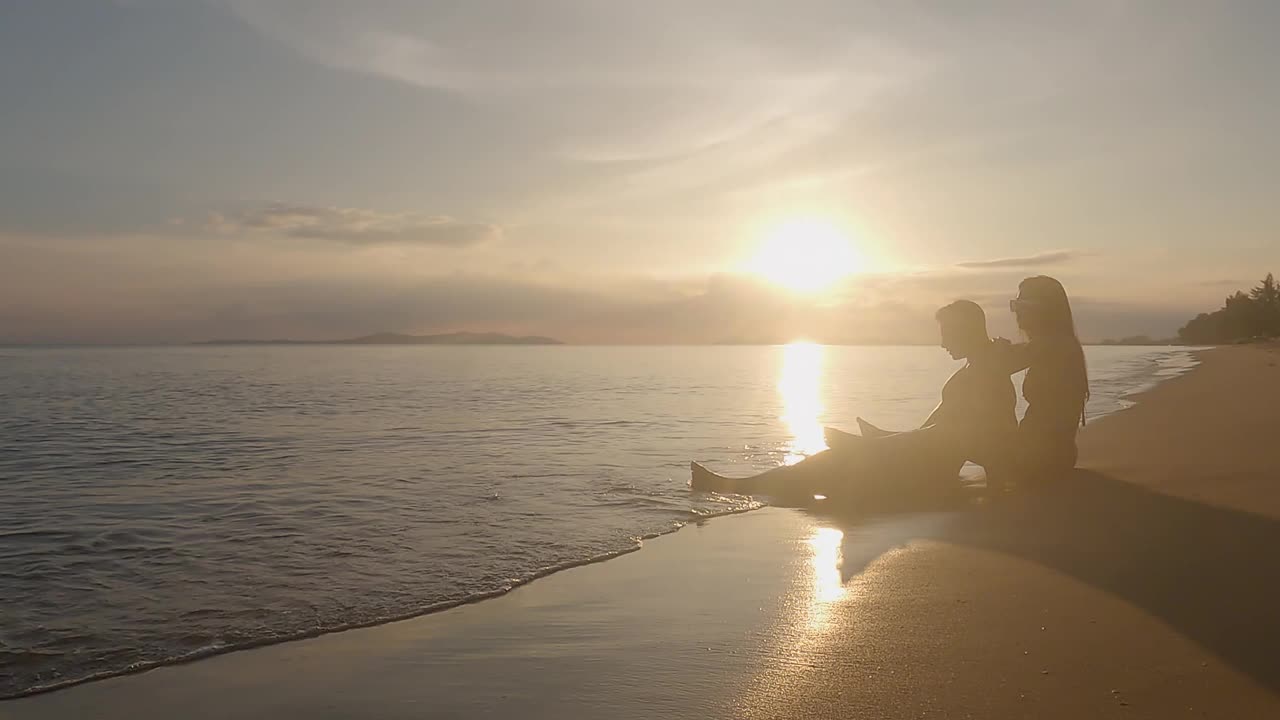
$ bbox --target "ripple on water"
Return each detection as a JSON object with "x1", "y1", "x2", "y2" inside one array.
[{"x1": 0, "y1": 345, "x2": 1195, "y2": 698}]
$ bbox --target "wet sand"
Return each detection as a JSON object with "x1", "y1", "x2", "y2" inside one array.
[{"x1": 6, "y1": 344, "x2": 1279, "y2": 719}]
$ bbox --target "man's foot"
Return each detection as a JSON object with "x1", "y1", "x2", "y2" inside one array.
[
  {"x1": 690, "y1": 461, "x2": 733, "y2": 493},
  {"x1": 856, "y1": 417, "x2": 893, "y2": 438},
  {"x1": 824, "y1": 426, "x2": 861, "y2": 449}
]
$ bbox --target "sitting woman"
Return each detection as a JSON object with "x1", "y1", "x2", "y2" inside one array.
[
  {"x1": 996, "y1": 275, "x2": 1091, "y2": 484},
  {"x1": 690, "y1": 300, "x2": 1017, "y2": 504}
]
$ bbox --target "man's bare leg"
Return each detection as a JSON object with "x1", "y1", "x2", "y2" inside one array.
[{"x1": 690, "y1": 448, "x2": 858, "y2": 500}]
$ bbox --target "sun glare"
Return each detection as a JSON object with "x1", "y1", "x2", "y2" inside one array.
[{"x1": 750, "y1": 218, "x2": 863, "y2": 293}]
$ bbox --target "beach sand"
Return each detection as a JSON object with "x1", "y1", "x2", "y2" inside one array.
[{"x1": 6, "y1": 344, "x2": 1279, "y2": 719}]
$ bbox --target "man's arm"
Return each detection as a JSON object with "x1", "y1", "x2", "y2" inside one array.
[
  {"x1": 918, "y1": 367, "x2": 965, "y2": 429},
  {"x1": 921, "y1": 363, "x2": 1016, "y2": 439},
  {"x1": 919, "y1": 401, "x2": 949, "y2": 429}
]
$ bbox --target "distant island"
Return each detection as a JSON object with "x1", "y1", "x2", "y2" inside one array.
[
  {"x1": 1095, "y1": 336, "x2": 1179, "y2": 346},
  {"x1": 196, "y1": 332, "x2": 564, "y2": 346}
]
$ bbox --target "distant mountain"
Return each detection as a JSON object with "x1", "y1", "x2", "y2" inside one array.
[
  {"x1": 196, "y1": 332, "x2": 564, "y2": 346},
  {"x1": 1095, "y1": 335, "x2": 1180, "y2": 346},
  {"x1": 340, "y1": 332, "x2": 562, "y2": 345}
]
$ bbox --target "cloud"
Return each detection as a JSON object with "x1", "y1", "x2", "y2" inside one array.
[
  {"x1": 227, "y1": 1, "x2": 893, "y2": 93},
  {"x1": 220, "y1": 0, "x2": 1247, "y2": 244},
  {"x1": 224, "y1": 0, "x2": 924, "y2": 174},
  {"x1": 204, "y1": 203, "x2": 501, "y2": 247},
  {"x1": 0, "y1": 231, "x2": 1199, "y2": 345},
  {"x1": 956, "y1": 250, "x2": 1080, "y2": 270}
]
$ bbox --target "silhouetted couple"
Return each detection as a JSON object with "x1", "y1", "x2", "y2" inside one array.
[{"x1": 691, "y1": 275, "x2": 1089, "y2": 504}]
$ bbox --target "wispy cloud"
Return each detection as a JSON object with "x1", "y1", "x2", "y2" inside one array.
[
  {"x1": 956, "y1": 250, "x2": 1080, "y2": 270},
  {"x1": 226, "y1": 1, "x2": 902, "y2": 93},
  {"x1": 201, "y1": 203, "x2": 502, "y2": 247},
  {"x1": 224, "y1": 1, "x2": 924, "y2": 173}
]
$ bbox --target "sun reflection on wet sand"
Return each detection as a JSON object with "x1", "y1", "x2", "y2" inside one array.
[
  {"x1": 809, "y1": 527, "x2": 846, "y2": 603},
  {"x1": 806, "y1": 526, "x2": 848, "y2": 633},
  {"x1": 731, "y1": 520, "x2": 858, "y2": 714},
  {"x1": 778, "y1": 342, "x2": 828, "y2": 465}
]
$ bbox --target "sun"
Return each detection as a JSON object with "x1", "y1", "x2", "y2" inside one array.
[{"x1": 748, "y1": 218, "x2": 864, "y2": 293}]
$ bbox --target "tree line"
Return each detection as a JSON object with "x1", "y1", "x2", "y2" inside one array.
[{"x1": 1178, "y1": 273, "x2": 1280, "y2": 344}]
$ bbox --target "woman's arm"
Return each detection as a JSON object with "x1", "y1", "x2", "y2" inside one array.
[{"x1": 992, "y1": 338, "x2": 1034, "y2": 374}]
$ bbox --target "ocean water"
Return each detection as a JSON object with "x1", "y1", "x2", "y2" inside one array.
[{"x1": 0, "y1": 344, "x2": 1197, "y2": 698}]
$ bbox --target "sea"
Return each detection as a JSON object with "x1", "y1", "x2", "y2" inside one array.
[{"x1": 0, "y1": 344, "x2": 1198, "y2": 698}]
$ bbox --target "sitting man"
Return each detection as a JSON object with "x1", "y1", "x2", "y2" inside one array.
[{"x1": 691, "y1": 300, "x2": 1017, "y2": 504}]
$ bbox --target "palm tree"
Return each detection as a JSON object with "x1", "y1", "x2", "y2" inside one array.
[
  {"x1": 1177, "y1": 272, "x2": 1279, "y2": 343},
  {"x1": 1249, "y1": 273, "x2": 1280, "y2": 337}
]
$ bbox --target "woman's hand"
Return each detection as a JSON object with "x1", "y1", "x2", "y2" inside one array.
[{"x1": 990, "y1": 337, "x2": 1032, "y2": 373}]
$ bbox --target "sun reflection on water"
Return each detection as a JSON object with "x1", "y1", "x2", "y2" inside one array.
[{"x1": 778, "y1": 342, "x2": 828, "y2": 465}]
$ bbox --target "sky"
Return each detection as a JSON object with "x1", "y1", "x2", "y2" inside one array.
[{"x1": 2, "y1": 0, "x2": 1277, "y2": 344}]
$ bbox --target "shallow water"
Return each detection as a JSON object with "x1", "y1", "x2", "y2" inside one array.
[{"x1": 0, "y1": 344, "x2": 1196, "y2": 697}]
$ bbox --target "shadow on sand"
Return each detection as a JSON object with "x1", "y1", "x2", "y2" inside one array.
[{"x1": 801, "y1": 470, "x2": 1280, "y2": 696}]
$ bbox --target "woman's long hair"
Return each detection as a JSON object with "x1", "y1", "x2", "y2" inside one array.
[{"x1": 1018, "y1": 275, "x2": 1091, "y2": 422}]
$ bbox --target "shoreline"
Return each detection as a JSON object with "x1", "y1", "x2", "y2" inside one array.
[
  {"x1": 3, "y1": 504, "x2": 765, "y2": 703},
  {"x1": 8, "y1": 344, "x2": 1280, "y2": 718},
  {"x1": 2, "y1": 347, "x2": 1190, "y2": 701},
  {"x1": 5, "y1": 506, "x2": 849, "y2": 719}
]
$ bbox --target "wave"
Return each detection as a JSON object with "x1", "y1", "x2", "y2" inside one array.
[
  {"x1": 1090, "y1": 348, "x2": 1203, "y2": 417},
  {"x1": 2, "y1": 502, "x2": 758, "y2": 701},
  {"x1": 0, "y1": 345, "x2": 1198, "y2": 701}
]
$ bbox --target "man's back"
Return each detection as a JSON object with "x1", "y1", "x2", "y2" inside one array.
[{"x1": 938, "y1": 346, "x2": 1018, "y2": 465}]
